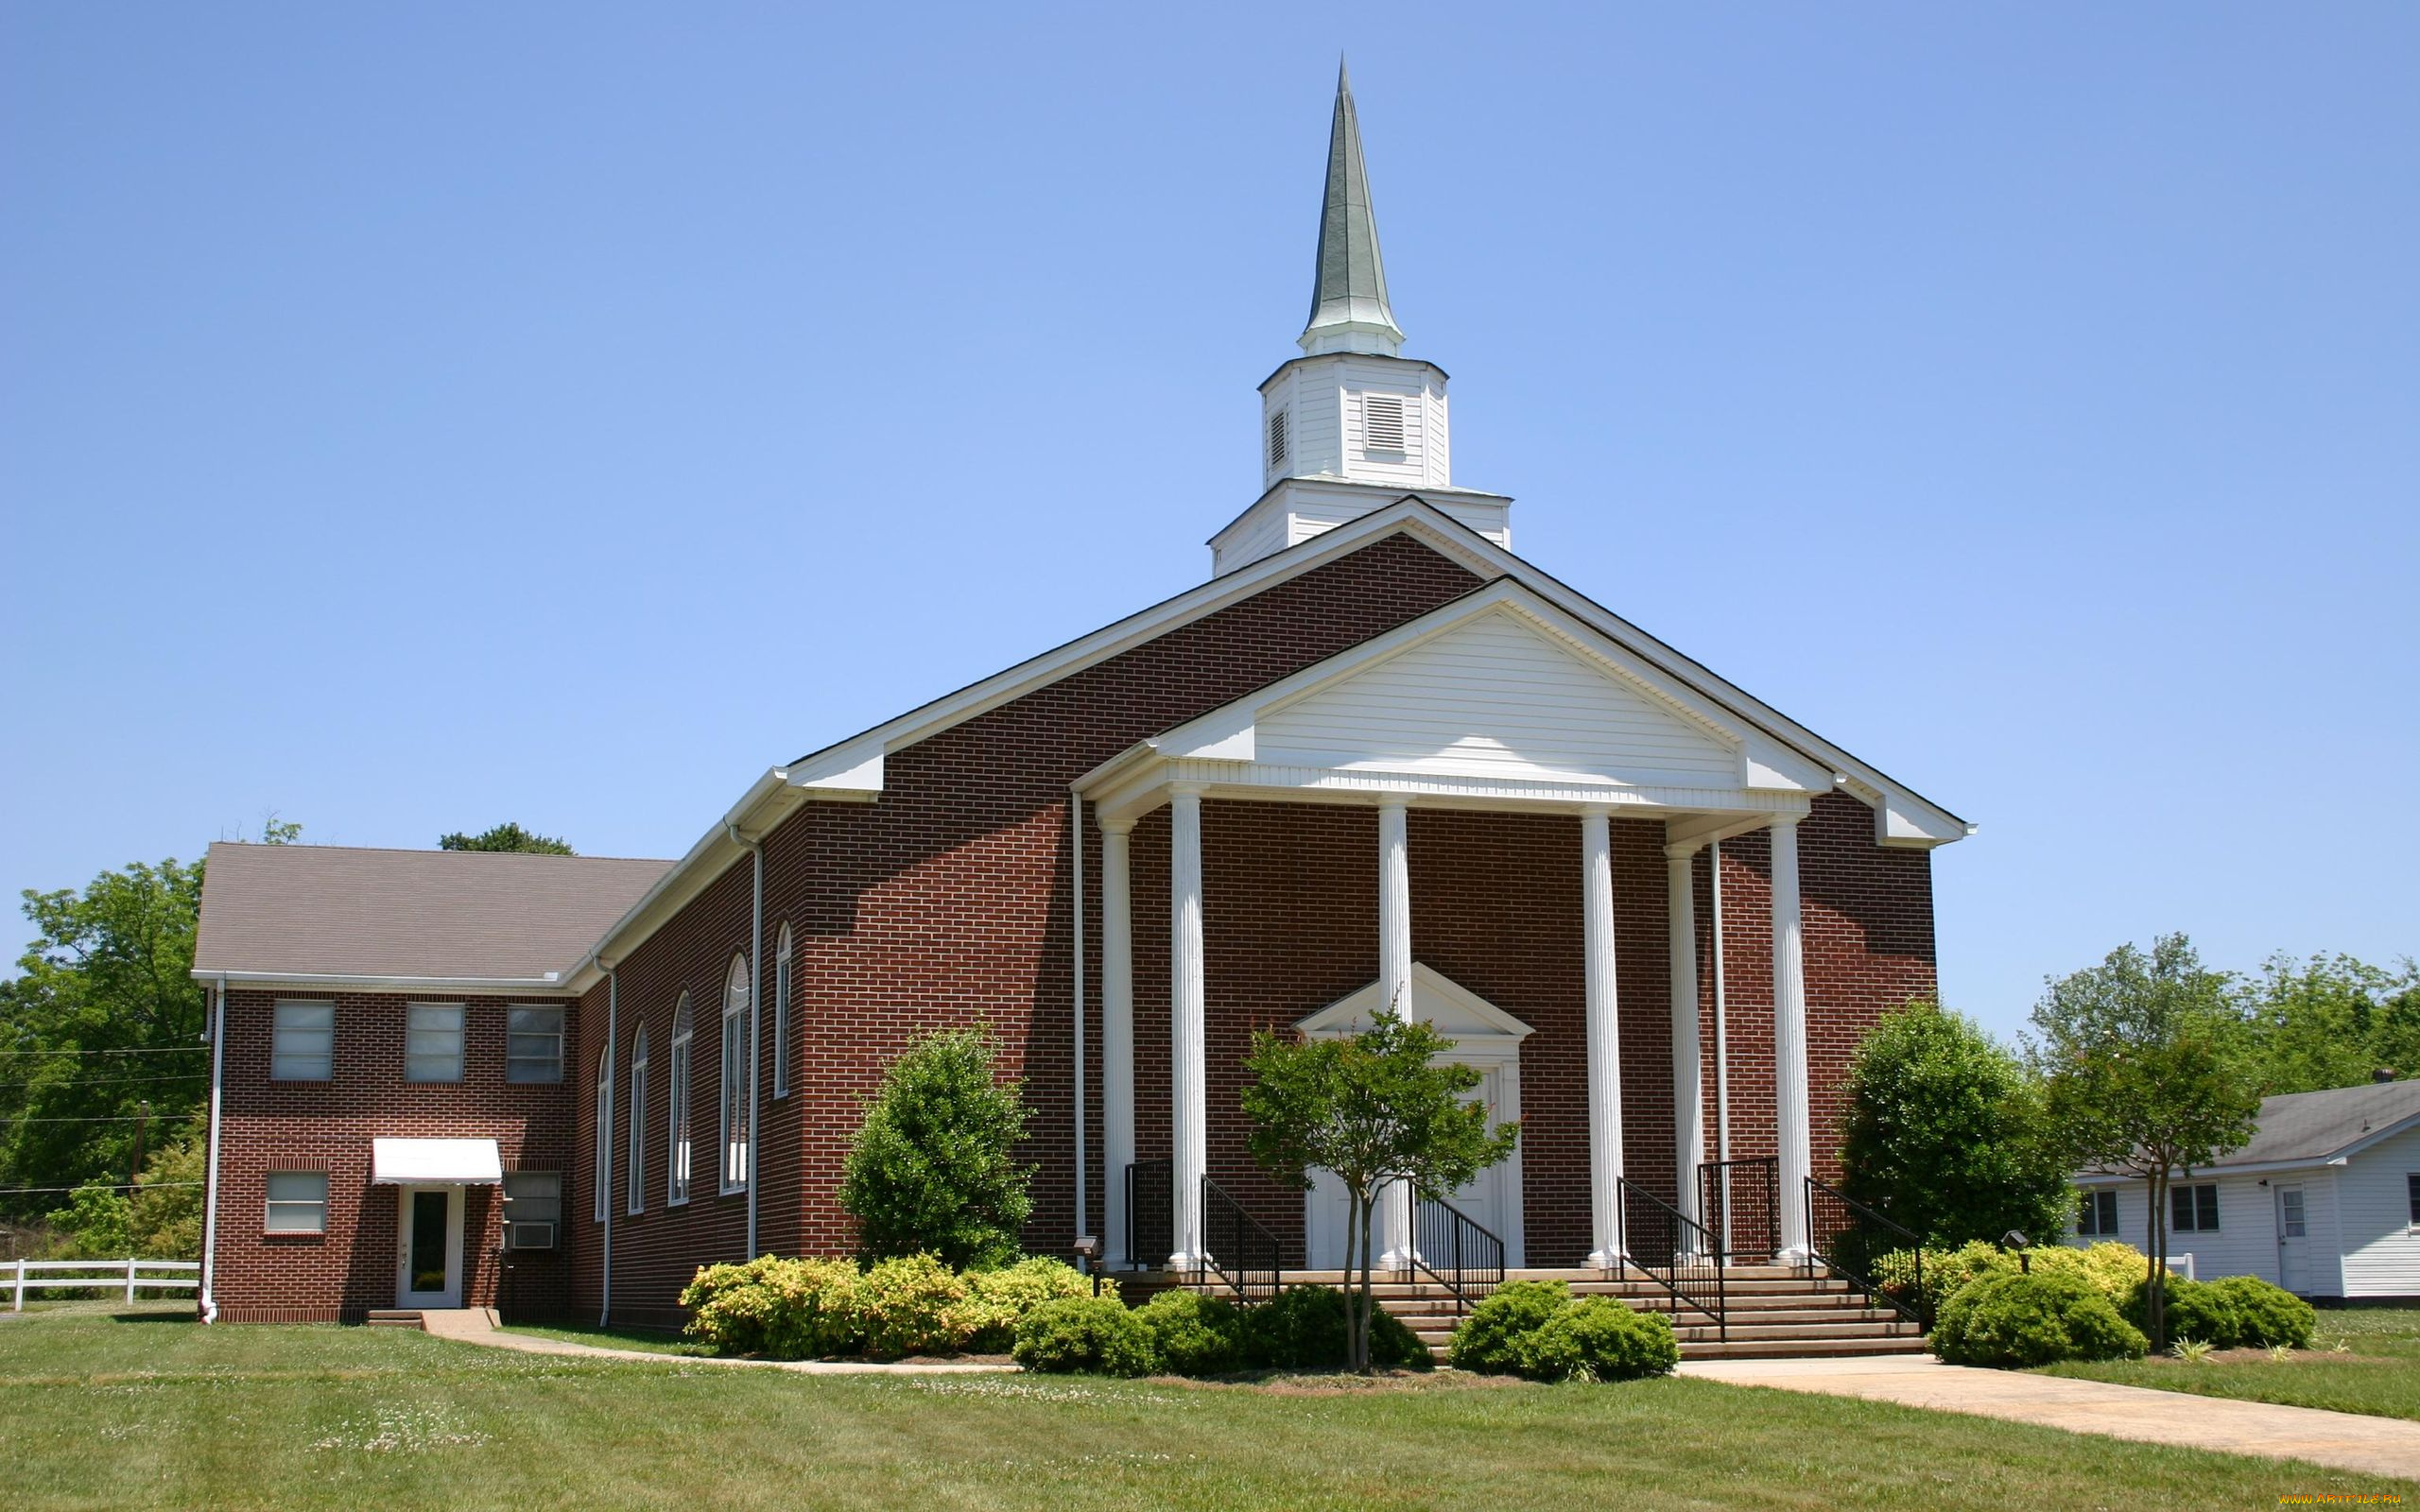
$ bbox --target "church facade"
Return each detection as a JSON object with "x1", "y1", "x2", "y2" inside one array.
[{"x1": 189, "y1": 71, "x2": 1967, "y2": 1326}]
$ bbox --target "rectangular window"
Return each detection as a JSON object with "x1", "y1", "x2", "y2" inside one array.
[
  {"x1": 264, "y1": 1171, "x2": 328, "y2": 1232},
  {"x1": 1362, "y1": 392, "x2": 1406, "y2": 452},
  {"x1": 721, "y1": 1009, "x2": 748, "y2": 1194},
  {"x1": 772, "y1": 952, "x2": 791, "y2": 1099},
  {"x1": 2280, "y1": 1188, "x2": 2307, "y2": 1239},
  {"x1": 2076, "y1": 1189, "x2": 2118, "y2": 1237},
  {"x1": 627, "y1": 1046, "x2": 648, "y2": 1215},
  {"x1": 406, "y1": 1004, "x2": 464, "y2": 1083},
  {"x1": 593, "y1": 1057, "x2": 613, "y2": 1224},
  {"x1": 507, "y1": 1007, "x2": 564, "y2": 1084},
  {"x1": 503, "y1": 1171, "x2": 561, "y2": 1250},
  {"x1": 2407, "y1": 1173, "x2": 2418, "y2": 1227},
  {"x1": 271, "y1": 1001, "x2": 335, "y2": 1081},
  {"x1": 2170, "y1": 1182, "x2": 2221, "y2": 1233},
  {"x1": 667, "y1": 1035, "x2": 690, "y2": 1206}
]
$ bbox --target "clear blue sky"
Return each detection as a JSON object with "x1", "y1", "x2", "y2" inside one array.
[{"x1": 4, "y1": 6, "x2": 2413, "y2": 1043}]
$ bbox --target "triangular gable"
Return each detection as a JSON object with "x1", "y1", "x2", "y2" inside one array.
[{"x1": 1297, "y1": 962, "x2": 1533, "y2": 1043}]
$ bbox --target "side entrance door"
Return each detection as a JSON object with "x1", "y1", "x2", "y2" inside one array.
[
  {"x1": 2275, "y1": 1183, "x2": 2308, "y2": 1294},
  {"x1": 396, "y1": 1184, "x2": 464, "y2": 1309}
]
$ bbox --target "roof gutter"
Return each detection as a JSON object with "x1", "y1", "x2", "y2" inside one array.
[
  {"x1": 199, "y1": 975, "x2": 226, "y2": 1324},
  {"x1": 186, "y1": 969, "x2": 572, "y2": 991},
  {"x1": 564, "y1": 767, "x2": 796, "y2": 995}
]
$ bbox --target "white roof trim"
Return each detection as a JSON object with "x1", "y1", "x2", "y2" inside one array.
[
  {"x1": 372, "y1": 1137, "x2": 504, "y2": 1185},
  {"x1": 1298, "y1": 962, "x2": 1534, "y2": 1042},
  {"x1": 189, "y1": 970, "x2": 574, "y2": 993}
]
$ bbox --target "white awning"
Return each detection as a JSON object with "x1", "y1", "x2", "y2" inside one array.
[{"x1": 372, "y1": 1137, "x2": 504, "y2": 1185}]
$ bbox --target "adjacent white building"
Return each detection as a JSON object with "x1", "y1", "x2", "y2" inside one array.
[{"x1": 2068, "y1": 1078, "x2": 2420, "y2": 1300}]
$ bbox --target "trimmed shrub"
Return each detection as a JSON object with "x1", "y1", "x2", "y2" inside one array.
[
  {"x1": 1876, "y1": 1240, "x2": 2149, "y2": 1320},
  {"x1": 962, "y1": 1258, "x2": 1107, "y2": 1352},
  {"x1": 2121, "y1": 1275, "x2": 2238, "y2": 1349},
  {"x1": 1446, "y1": 1280, "x2": 1570, "y2": 1374},
  {"x1": 1240, "y1": 1284, "x2": 1431, "y2": 1371},
  {"x1": 840, "y1": 1027, "x2": 1034, "y2": 1270},
  {"x1": 1516, "y1": 1297, "x2": 1680, "y2": 1383},
  {"x1": 1011, "y1": 1297, "x2": 1158, "y2": 1377},
  {"x1": 2209, "y1": 1275, "x2": 2316, "y2": 1350},
  {"x1": 857, "y1": 1253, "x2": 976, "y2": 1359},
  {"x1": 681, "y1": 1256, "x2": 863, "y2": 1359},
  {"x1": 1932, "y1": 1271, "x2": 2147, "y2": 1367},
  {"x1": 1134, "y1": 1289, "x2": 1246, "y2": 1375}
]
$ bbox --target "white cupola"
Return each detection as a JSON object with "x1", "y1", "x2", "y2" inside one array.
[{"x1": 1211, "y1": 63, "x2": 1512, "y2": 576}]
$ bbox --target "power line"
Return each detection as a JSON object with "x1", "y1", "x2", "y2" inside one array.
[
  {"x1": 9, "y1": 1115, "x2": 163, "y2": 1124},
  {"x1": 0, "y1": 1182, "x2": 203, "y2": 1194},
  {"x1": 0, "y1": 1047, "x2": 205, "y2": 1057},
  {"x1": 0, "y1": 1074, "x2": 208, "y2": 1091}
]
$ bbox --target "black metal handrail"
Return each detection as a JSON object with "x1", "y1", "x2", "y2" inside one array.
[
  {"x1": 1804, "y1": 1176, "x2": 1927, "y2": 1328},
  {"x1": 1126, "y1": 1159, "x2": 1172, "y2": 1270},
  {"x1": 1616, "y1": 1177, "x2": 1726, "y2": 1336},
  {"x1": 1197, "y1": 1176, "x2": 1282, "y2": 1307},
  {"x1": 1409, "y1": 1193, "x2": 1505, "y2": 1314},
  {"x1": 1698, "y1": 1156, "x2": 1781, "y2": 1265}
]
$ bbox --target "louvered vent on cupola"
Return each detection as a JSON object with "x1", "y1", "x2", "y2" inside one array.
[
  {"x1": 1268, "y1": 408, "x2": 1289, "y2": 469},
  {"x1": 1362, "y1": 393, "x2": 1406, "y2": 453}
]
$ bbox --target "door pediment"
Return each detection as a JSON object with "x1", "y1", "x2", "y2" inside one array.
[{"x1": 1296, "y1": 962, "x2": 1532, "y2": 1055}]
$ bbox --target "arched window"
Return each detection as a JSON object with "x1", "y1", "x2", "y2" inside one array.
[
  {"x1": 667, "y1": 997, "x2": 693, "y2": 1206},
  {"x1": 719, "y1": 954, "x2": 750, "y2": 1194},
  {"x1": 772, "y1": 925, "x2": 793, "y2": 1100},
  {"x1": 626, "y1": 1025, "x2": 648, "y2": 1215},
  {"x1": 593, "y1": 1040, "x2": 614, "y2": 1224}
]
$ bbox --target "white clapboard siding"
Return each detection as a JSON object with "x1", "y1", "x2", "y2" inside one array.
[
  {"x1": 2341, "y1": 1125, "x2": 2420, "y2": 1297},
  {"x1": 1260, "y1": 609, "x2": 1737, "y2": 783}
]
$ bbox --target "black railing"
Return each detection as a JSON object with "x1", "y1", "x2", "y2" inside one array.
[
  {"x1": 1698, "y1": 1156, "x2": 1781, "y2": 1265},
  {"x1": 1126, "y1": 1159, "x2": 1172, "y2": 1269},
  {"x1": 1616, "y1": 1177, "x2": 1726, "y2": 1337},
  {"x1": 1198, "y1": 1176, "x2": 1282, "y2": 1307},
  {"x1": 1409, "y1": 1194, "x2": 1505, "y2": 1314},
  {"x1": 1804, "y1": 1176, "x2": 1927, "y2": 1328}
]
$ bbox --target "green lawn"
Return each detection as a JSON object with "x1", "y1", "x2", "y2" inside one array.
[
  {"x1": 496, "y1": 1319, "x2": 713, "y2": 1355},
  {"x1": 2, "y1": 1306, "x2": 2409, "y2": 1510},
  {"x1": 2041, "y1": 1306, "x2": 2420, "y2": 1422}
]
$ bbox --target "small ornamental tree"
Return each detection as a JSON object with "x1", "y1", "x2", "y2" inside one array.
[
  {"x1": 839, "y1": 1027, "x2": 1033, "y2": 1270},
  {"x1": 1838, "y1": 1000, "x2": 2071, "y2": 1247},
  {"x1": 1240, "y1": 1008, "x2": 1518, "y2": 1373},
  {"x1": 2030, "y1": 936, "x2": 2261, "y2": 1350}
]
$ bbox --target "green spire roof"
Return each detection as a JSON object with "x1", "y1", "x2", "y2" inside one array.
[{"x1": 1301, "y1": 60, "x2": 1405, "y2": 354}]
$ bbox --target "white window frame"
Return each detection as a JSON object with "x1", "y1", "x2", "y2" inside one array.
[
  {"x1": 271, "y1": 1000, "x2": 335, "y2": 1081},
  {"x1": 719, "y1": 954, "x2": 750, "y2": 1194},
  {"x1": 2278, "y1": 1186, "x2": 2308, "y2": 1239},
  {"x1": 2169, "y1": 1181, "x2": 2221, "y2": 1234},
  {"x1": 772, "y1": 925, "x2": 793, "y2": 1100},
  {"x1": 2076, "y1": 1188, "x2": 2118, "y2": 1238},
  {"x1": 406, "y1": 1003, "x2": 465, "y2": 1084},
  {"x1": 627, "y1": 1025, "x2": 649, "y2": 1215},
  {"x1": 503, "y1": 1170, "x2": 562, "y2": 1250},
  {"x1": 2406, "y1": 1172, "x2": 2418, "y2": 1229},
  {"x1": 264, "y1": 1170, "x2": 328, "y2": 1232},
  {"x1": 666, "y1": 996, "x2": 693, "y2": 1207},
  {"x1": 593, "y1": 1043, "x2": 614, "y2": 1224},
  {"x1": 507, "y1": 1005, "x2": 565, "y2": 1085}
]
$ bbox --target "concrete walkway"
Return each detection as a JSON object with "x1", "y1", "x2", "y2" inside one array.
[
  {"x1": 419, "y1": 1308, "x2": 1015, "y2": 1376},
  {"x1": 1681, "y1": 1352, "x2": 2420, "y2": 1483}
]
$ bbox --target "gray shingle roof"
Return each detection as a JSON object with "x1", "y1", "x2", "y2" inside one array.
[
  {"x1": 193, "y1": 841, "x2": 670, "y2": 985},
  {"x1": 2207, "y1": 1079, "x2": 2420, "y2": 1169}
]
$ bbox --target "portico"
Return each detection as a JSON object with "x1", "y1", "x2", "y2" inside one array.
[{"x1": 1077, "y1": 580, "x2": 1845, "y2": 1274}]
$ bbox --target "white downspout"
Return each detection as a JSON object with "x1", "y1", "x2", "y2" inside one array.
[
  {"x1": 600, "y1": 963, "x2": 616, "y2": 1327},
  {"x1": 1071, "y1": 795, "x2": 1086, "y2": 1252},
  {"x1": 199, "y1": 977, "x2": 227, "y2": 1323},
  {"x1": 1709, "y1": 840, "x2": 1733, "y2": 1253},
  {"x1": 728, "y1": 825, "x2": 764, "y2": 1261}
]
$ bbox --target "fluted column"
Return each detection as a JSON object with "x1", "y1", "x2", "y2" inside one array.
[
  {"x1": 1582, "y1": 808, "x2": 1625, "y2": 1268},
  {"x1": 1770, "y1": 816, "x2": 1812, "y2": 1262},
  {"x1": 1099, "y1": 819, "x2": 1135, "y2": 1268},
  {"x1": 1667, "y1": 846, "x2": 1705, "y2": 1240},
  {"x1": 1168, "y1": 787, "x2": 1207, "y2": 1271},
  {"x1": 1376, "y1": 798, "x2": 1415, "y2": 1269}
]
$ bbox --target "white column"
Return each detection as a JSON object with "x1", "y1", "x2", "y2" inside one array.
[
  {"x1": 1667, "y1": 846, "x2": 1705, "y2": 1244},
  {"x1": 1099, "y1": 819, "x2": 1135, "y2": 1268},
  {"x1": 1582, "y1": 808, "x2": 1626, "y2": 1268},
  {"x1": 1375, "y1": 798, "x2": 1415, "y2": 1269},
  {"x1": 1168, "y1": 787, "x2": 1207, "y2": 1271},
  {"x1": 1770, "y1": 815, "x2": 1813, "y2": 1262}
]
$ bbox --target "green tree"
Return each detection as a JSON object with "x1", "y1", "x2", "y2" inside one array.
[
  {"x1": 2030, "y1": 936, "x2": 2261, "y2": 1349},
  {"x1": 1838, "y1": 1000, "x2": 2072, "y2": 1247},
  {"x1": 2238, "y1": 953, "x2": 2420, "y2": 1093},
  {"x1": 2, "y1": 858, "x2": 209, "y2": 1218},
  {"x1": 1240, "y1": 1008, "x2": 1519, "y2": 1373},
  {"x1": 839, "y1": 1027, "x2": 1033, "y2": 1269},
  {"x1": 438, "y1": 822, "x2": 575, "y2": 855}
]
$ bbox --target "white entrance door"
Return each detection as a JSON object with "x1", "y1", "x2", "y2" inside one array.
[
  {"x1": 1304, "y1": 1063, "x2": 1524, "y2": 1270},
  {"x1": 2275, "y1": 1184, "x2": 2308, "y2": 1294},
  {"x1": 396, "y1": 1185, "x2": 464, "y2": 1309}
]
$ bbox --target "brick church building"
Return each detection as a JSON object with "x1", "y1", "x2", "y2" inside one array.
[{"x1": 190, "y1": 70, "x2": 1968, "y2": 1326}]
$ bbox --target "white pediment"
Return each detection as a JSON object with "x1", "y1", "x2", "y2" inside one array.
[
  {"x1": 1296, "y1": 962, "x2": 1533, "y2": 1047},
  {"x1": 1254, "y1": 605, "x2": 1743, "y2": 788}
]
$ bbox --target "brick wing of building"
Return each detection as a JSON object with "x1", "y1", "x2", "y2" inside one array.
[{"x1": 189, "y1": 69, "x2": 1969, "y2": 1327}]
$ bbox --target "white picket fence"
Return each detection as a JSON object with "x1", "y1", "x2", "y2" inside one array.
[{"x1": 8, "y1": 1257, "x2": 199, "y2": 1309}]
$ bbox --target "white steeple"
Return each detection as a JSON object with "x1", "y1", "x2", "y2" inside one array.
[{"x1": 1207, "y1": 64, "x2": 1512, "y2": 576}]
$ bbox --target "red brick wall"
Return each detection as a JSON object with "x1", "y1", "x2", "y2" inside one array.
[{"x1": 209, "y1": 989, "x2": 576, "y2": 1323}]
